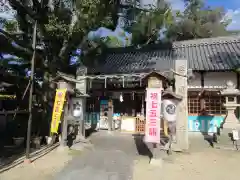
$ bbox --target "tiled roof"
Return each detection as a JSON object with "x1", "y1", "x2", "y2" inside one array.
[{"x1": 88, "y1": 35, "x2": 240, "y2": 75}]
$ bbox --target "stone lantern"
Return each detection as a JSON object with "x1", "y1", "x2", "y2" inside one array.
[
  {"x1": 220, "y1": 81, "x2": 240, "y2": 128},
  {"x1": 72, "y1": 92, "x2": 89, "y2": 142},
  {"x1": 216, "y1": 80, "x2": 240, "y2": 149},
  {"x1": 56, "y1": 74, "x2": 89, "y2": 148}
]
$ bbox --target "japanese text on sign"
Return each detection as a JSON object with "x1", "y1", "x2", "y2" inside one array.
[
  {"x1": 50, "y1": 89, "x2": 67, "y2": 134},
  {"x1": 145, "y1": 88, "x2": 162, "y2": 143}
]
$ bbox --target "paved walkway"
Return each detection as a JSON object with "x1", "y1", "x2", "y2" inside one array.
[{"x1": 54, "y1": 132, "x2": 138, "y2": 180}]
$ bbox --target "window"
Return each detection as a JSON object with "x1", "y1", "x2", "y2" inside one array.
[
  {"x1": 188, "y1": 91, "x2": 200, "y2": 115},
  {"x1": 204, "y1": 91, "x2": 226, "y2": 115},
  {"x1": 188, "y1": 97, "x2": 201, "y2": 115},
  {"x1": 188, "y1": 91, "x2": 226, "y2": 115}
]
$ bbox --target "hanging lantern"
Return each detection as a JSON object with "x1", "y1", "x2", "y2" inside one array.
[
  {"x1": 162, "y1": 99, "x2": 179, "y2": 122},
  {"x1": 119, "y1": 93, "x2": 124, "y2": 102}
]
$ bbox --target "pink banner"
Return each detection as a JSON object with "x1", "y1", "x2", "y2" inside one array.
[{"x1": 144, "y1": 88, "x2": 162, "y2": 143}]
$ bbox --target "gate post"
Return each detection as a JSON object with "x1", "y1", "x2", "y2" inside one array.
[{"x1": 174, "y1": 59, "x2": 189, "y2": 151}]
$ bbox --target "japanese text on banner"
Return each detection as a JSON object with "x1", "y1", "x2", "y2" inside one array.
[
  {"x1": 50, "y1": 89, "x2": 67, "y2": 134},
  {"x1": 145, "y1": 88, "x2": 162, "y2": 143}
]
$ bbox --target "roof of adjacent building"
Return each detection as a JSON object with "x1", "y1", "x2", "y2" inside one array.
[{"x1": 88, "y1": 35, "x2": 240, "y2": 75}]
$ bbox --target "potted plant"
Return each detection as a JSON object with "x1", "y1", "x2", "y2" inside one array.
[
  {"x1": 45, "y1": 136, "x2": 53, "y2": 145},
  {"x1": 31, "y1": 109, "x2": 43, "y2": 149},
  {"x1": 31, "y1": 136, "x2": 42, "y2": 149},
  {"x1": 12, "y1": 137, "x2": 25, "y2": 146},
  {"x1": 12, "y1": 123, "x2": 25, "y2": 146}
]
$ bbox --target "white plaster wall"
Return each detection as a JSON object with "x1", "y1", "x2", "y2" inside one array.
[
  {"x1": 204, "y1": 72, "x2": 237, "y2": 89},
  {"x1": 188, "y1": 73, "x2": 201, "y2": 89}
]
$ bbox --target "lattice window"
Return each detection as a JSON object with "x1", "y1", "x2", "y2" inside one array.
[
  {"x1": 135, "y1": 117, "x2": 145, "y2": 133},
  {"x1": 188, "y1": 96, "x2": 201, "y2": 115},
  {"x1": 204, "y1": 92, "x2": 226, "y2": 115}
]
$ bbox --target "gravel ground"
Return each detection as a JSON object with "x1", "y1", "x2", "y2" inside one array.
[
  {"x1": 162, "y1": 144, "x2": 240, "y2": 180},
  {"x1": 0, "y1": 147, "x2": 73, "y2": 180},
  {"x1": 2, "y1": 131, "x2": 240, "y2": 180}
]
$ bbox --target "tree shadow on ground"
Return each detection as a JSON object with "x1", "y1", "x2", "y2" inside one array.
[
  {"x1": 196, "y1": 113, "x2": 216, "y2": 147},
  {"x1": 132, "y1": 134, "x2": 153, "y2": 159},
  {"x1": 85, "y1": 128, "x2": 98, "y2": 138},
  {"x1": 200, "y1": 132, "x2": 215, "y2": 147}
]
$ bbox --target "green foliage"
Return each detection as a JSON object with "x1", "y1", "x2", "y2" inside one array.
[
  {"x1": 103, "y1": 36, "x2": 124, "y2": 48},
  {"x1": 130, "y1": 1, "x2": 173, "y2": 45},
  {"x1": 130, "y1": 0, "x2": 231, "y2": 44},
  {"x1": 6, "y1": 0, "x2": 117, "y2": 70},
  {"x1": 3, "y1": 20, "x2": 18, "y2": 33},
  {"x1": 166, "y1": 0, "x2": 231, "y2": 41},
  {"x1": 44, "y1": 15, "x2": 69, "y2": 38},
  {"x1": 73, "y1": 0, "x2": 113, "y2": 33},
  {"x1": 5, "y1": 0, "x2": 232, "y2": 64}
]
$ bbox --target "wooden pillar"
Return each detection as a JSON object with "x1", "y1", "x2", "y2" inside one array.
[
  {"x1": 77, "y1": 97, "x2": 86, "y2": 138},
  {"x1": 141, "y1": 93, "x2": 145, "y2": 116},
  {"x1": 200, "y1": 72, "x2": 205, "y2": 114},
  {"x1": 108, "y1": 99, "x2": 113, "y2": 131},
  {"x1": 174, "y1": 59, "x2": 189, "y2": 151},
  {"x1": 60, "y1": 95, "x2": 68, "y2": 147},
  {"x1": 236, "y1": 73, "x2": 240, "y2": 120},
  {"x1": 76, "y1": 76, "x2": 87, "y2": 137},
  {"x1": 58, "y1": 81, "x2": 69, "y2": 147}
]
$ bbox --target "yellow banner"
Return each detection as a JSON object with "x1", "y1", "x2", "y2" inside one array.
[{"x1": 50, "y1": 89, "x2": 67, "y2": 133}]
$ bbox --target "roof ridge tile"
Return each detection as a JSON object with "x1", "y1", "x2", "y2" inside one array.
[{"x1": 173, "y1": 35, "x2": 240, "y2": 48}]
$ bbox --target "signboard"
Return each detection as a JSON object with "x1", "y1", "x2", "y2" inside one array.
[
  {"x1": 50, "y1": 89, "x2": 67, "y2": 133},
  {"x1": 188, "y1": 116, "x2": 224, "y2": 133},
  {"x1": 232, "y1": 130, "x2": 239, "y2": 141},
  {"x1": 144, "y1": 88, "x2": 162, "y2": 143},
  {"x1": 99, "y1": 100, "x2": 109, "y2": 129},
  {"x1": 0, "y1": 94, "x2": 16, "y2": 99},
  {"x1": 98, "y1": 100, "x2": 120, "y2": 129}
]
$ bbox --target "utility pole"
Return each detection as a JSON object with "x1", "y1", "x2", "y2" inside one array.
[{"x1": 25, "y1": 20, "x2": 37, "y2": 163}]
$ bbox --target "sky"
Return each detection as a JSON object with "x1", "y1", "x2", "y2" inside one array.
[
  {"x1": 166, "y1": 0, "x2": 240, "y2": 31},
  {"x1": 1, "y1": 0, "x2": 240, "y2": 30}
]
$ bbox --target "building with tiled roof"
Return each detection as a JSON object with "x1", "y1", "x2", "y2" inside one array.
[
  {"x1": 82, "y1": 35, "x2": 240, "y2": 133},
  {"x1": 89, "y1": 35, "x2": 240, "y2": 75}
]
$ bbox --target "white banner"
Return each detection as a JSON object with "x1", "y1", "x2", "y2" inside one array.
[{"x1": 144, "y1": 88, "x2": 162, "y2": 143}]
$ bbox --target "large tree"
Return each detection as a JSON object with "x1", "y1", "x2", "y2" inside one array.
[
  {"x1": 0, "y1": 0, "x2": 118, "y2": 128},
  {"x1": 4, "y1": 0, "x2": 117, "y2": 73},
  {"x1": 129, "y1": 0, "x2": 231, "y2": 45},
  {"x1": 129, "y1": 0, "x2": 174, "y2": 45},
  {"x1": 165, "y1": 0, "x2": 231, "y2": 41}
]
